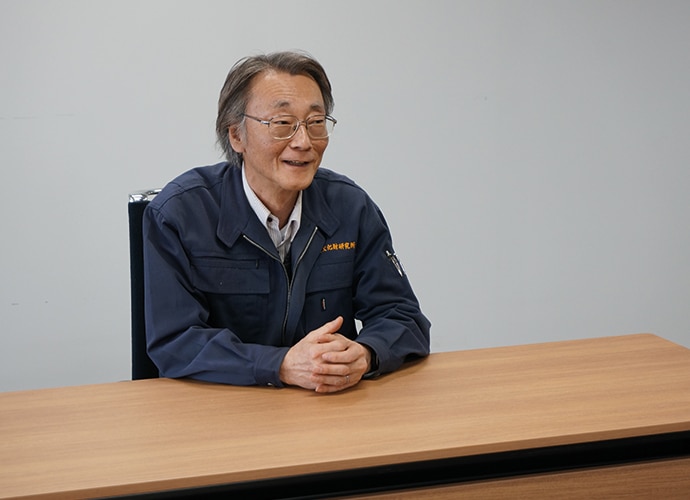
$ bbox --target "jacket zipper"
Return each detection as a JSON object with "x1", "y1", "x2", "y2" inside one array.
[{"x1": 242, "y1": 226, "x2": 318, "y2": 344}]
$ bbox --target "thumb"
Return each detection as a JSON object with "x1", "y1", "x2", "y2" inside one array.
[{"x1": 315, "y1": 316, "x2": 344, "y2": 338}]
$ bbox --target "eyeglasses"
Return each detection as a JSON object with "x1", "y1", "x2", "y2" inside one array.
[{"x1": 242, "y1": 113, "x2": 337, "y2": 140}]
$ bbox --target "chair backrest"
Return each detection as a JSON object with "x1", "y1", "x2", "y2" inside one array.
[{"x1": 128, "y1": 189, "x2": 162, "y2": 380}]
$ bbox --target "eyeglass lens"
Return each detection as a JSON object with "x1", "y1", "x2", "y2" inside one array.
[{"x1": 270, "y1": 116, "x2": 333, "y2": 139}]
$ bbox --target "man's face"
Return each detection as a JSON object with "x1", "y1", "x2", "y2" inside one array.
[{"x1": 229, "y1": 71, "x2": 329, "y2": 209}]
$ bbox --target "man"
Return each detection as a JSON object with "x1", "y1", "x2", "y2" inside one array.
[{"x1": 143, "y1": 51, "x2": 430, "y2": 393}]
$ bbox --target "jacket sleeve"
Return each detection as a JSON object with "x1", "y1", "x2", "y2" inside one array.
[
  {"x1": 352, "y1": 198, "x2": 431, "y2": 376},
  {"x1": 143, "y1": 203, "x2": 289, "y2": 386}
]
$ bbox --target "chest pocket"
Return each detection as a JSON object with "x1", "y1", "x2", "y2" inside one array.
[
  {"x1": 190, "y1": 257, "x2": 269, "y2": 341},
  {"x1": 191, "y1": 257, "x2": 269, "y2": 294},
  {"x1": 306, "y1": 258, "x2": 353, "y2": 292}
]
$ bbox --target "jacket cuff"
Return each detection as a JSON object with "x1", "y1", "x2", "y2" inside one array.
[
  {"x1": 254, "y1": 346, "x2": 290, "y2": 387},
  {"x1": 358, "y1": 342, "x2": 381, "y2": 378}
]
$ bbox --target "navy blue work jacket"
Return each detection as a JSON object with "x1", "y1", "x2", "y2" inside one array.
[{"x1": 143, "y1": 162, "x2": 430, "y2": 386}]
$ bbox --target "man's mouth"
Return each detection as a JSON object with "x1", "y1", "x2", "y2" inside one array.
[{"x1": 284, "y1": 160, "x2": 310, "y2": 167}]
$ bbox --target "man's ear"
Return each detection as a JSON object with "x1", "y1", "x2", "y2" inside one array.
[{"x1": 228, "y1": 125, "x2": 245, "y2": 154}]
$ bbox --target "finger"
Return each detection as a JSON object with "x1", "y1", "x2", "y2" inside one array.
[
  {"x1": 322, "y1": 348, "x2": 356, "y2": 364},
  {"x1": 312, "y1": 316, "x2": 344, "y2": 342},
  {"x1": 311, "y1": 357, "x2": 349, "y2": 376},
  {"x1": 322, "y1": 342, "x2": 365, "y2": 364},
  {"x1": 314, "y1": 373, "x2": 355, "y2": 393},
  {"x1": 312, "y1": 373, "x2": 348, "y2": 386}
]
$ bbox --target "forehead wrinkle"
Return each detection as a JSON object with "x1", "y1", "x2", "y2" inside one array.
[{"x1": 271, "y1": 100, "x2": 325, "y2": 113}]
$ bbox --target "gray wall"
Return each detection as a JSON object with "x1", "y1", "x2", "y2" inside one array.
[{"x1": 2, "y1": 0, "x2": 689, "y2": 392}]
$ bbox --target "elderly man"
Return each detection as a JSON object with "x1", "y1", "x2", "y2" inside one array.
[{"x1": 144, "y1": 51, "x2": 430, "y2": 393}]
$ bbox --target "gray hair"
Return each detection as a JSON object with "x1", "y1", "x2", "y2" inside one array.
[{"x1": 216, "y1": 51, "x2": 334, "y2": 166}]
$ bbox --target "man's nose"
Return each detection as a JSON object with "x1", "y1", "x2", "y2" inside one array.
[{"x1": 289, "y1": 122, "x2": 312, "y2": 147}]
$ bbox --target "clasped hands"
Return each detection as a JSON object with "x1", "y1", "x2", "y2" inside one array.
[{"x1": 279, "y1": 316, "x2": 371, "y2": 393}]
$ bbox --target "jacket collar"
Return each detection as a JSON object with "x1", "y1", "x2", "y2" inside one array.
[{"x1": 216, "y1": 165, "x2": 340, "y2": 249}]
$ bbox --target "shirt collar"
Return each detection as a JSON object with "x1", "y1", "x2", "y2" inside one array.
[
  {"x1": 217, "y1": 164, "x2": 339, "y2": 250},
  {"x1": 241, "y1": 165, "x2": 302, "y2": 237}
]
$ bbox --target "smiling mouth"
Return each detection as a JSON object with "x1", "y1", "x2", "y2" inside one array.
[{"x1": 284, "y1": 160, "x2": 310, "y2": 166}]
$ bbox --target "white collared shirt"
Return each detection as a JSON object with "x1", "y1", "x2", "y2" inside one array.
[{"x1": 241, "y1": 166, "x2": 302, "y2": 262}]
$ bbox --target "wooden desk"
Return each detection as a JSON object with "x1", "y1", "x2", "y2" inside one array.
[{"x1": 1, "y1": 334, "x2": 690, "y2": 499}]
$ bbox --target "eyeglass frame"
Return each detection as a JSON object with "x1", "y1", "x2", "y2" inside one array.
[{"x1": 242, "y1": 113, "x2": 337, "y2": 140}]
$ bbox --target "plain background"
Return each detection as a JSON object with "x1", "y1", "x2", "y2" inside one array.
[{"x1": 1, "y1": 1, "x2": 689, "y2": 392}]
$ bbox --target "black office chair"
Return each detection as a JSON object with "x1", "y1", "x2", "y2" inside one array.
[{"x1": 128, "y1": 189, "x2": 162, "y2": 380}]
